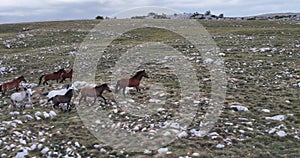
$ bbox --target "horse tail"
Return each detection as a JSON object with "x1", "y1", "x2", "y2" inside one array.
[
  {"x1": 38, "y1": 75, "x2": 45, "y2": 85},
  {"x1": 48, "y1": 97, "x2": 53, "y2": 102},
  {"x1": 115, "y1": 80, "x2": 120, "y2": 93},
  {"x1": 0, "y1": 84, "x2": 2, "y2": 92},
  {"x1": 42, "y1": 92, "x2": 49, "y2": 96}
]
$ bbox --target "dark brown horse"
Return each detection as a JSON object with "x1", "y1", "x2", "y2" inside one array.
[
  {"x1": 39, "y1": 69, "x2": 66, "y2": 85},
  {"x1": 115, "y1": 70, "x2": 149, "y2": 96},
  {"x1": 48, "y1": 89, "x2": 73, "y2": 112},
  {"x1": 79, "y1": 84, "x2": 112, "y2": 105},
  {"x1": 60, "y1": 69, "x2": 73, "y2": 83},
  {"x1": 0, "y1": 76, "x2": 27, "y2": 94}
]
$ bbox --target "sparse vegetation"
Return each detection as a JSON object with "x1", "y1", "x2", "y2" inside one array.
[{"x1": 0, "y1": 19, "x2": 299, "y2": 157}]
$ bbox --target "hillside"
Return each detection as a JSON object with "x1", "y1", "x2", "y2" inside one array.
[{"x1": 0, "y1": 19, "x2": 300, "y2": 157}]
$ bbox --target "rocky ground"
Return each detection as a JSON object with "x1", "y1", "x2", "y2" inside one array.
[{"x1": 0, "y1": 20, "x2": 299, "y2": 157}]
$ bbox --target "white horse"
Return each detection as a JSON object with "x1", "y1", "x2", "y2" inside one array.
[
  {"x1": 10, "y1": 88, "x2": 33, "y2": 110},
  {"x1": 43, "y1": 83, "x2": 77, "y2": 99}
]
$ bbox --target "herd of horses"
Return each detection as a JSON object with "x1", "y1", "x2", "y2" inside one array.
[{"x1": 0, "y1": 68, "x2": 149, "y2": 112}]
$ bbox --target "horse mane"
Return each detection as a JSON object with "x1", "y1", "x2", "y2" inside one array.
[
  {"x1": 53, "y1": 69, "x2": 64, "y2": 74},
  {"x1": 95, "y1": 84, "x2": 108, "y2": 89},
  {"x1": 65, "y1": 89, "x2": 73, "y2": 96},
  {"x1": 17, "y1": 76, "x2": 24, "y2": 79},
  {"x1": 132, "y1": 70, "x2": 145, "y2": 78}
]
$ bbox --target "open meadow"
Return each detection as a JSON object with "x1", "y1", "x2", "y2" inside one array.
[{"x1": 0, "y1": 19, "x2": 299, "y2": 157}]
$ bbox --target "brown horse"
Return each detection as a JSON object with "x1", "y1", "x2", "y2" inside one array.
[
  {"x1": 115, "y1": 70, "x2": 149, "y2": 96},
  {"x1": 79, "y1": 84, "x2": 112, "y2": 105},
  {"x1": 48, "y1": 89, "x2": 73, "y2": 112},
  {"x1": 39, "y1": 69, "x2": 66, "y2": 85},
  {"x1": 0, "y1": 76, "x2": 27, "y2": 94},
  {"x1": 60, "y1": 69, "x2": 73, "y2": 83}
]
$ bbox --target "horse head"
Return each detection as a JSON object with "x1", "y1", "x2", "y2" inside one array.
[
  {"x1": 96, "y1": 84, "x2": 112, "y2": 93},
  {"x1": 141, "y1": 70, "x2": 149, "y2": 78},
  {"x1": 19, "y1": 76, "x2": 28, "y2": 82}
]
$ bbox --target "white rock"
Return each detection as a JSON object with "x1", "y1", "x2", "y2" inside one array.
[
  {"x1": 157, "y1": 147, "x2": 168, "y2": 154},
  {"x1": 177, "y1": 131, "x2": 188, "y2": 138},
  {"x1": 35, "y1": 111, "x2": 42, "y2": 117},
  {"x1": 9, "y1": 111, "x2": 20, "y2": 115},
  {"x1": 93, "y1": 144, "x2": 100, "y2": 148},
  {"x1": 15, "y1": 149, "x2": 28, "y2": 158},
  {"x1": 37, "y1": 144, "x2": 43, "y2": 150},
  {"x1": 265, "y1": 115, "x2": 285, "y2": 121},
  {"x1": 193, "y1": 100, "x2": 200, "y2": 104},
  {"x1": 204, "y1": 58, "x2": 214, "y2": 64},
  {"x1": 231, "y1": 105, "x2": 249, "y2": 111},
  {"x1": 49, "y1": 111, "x2": 57, "y2": 117},
  {"x1": 190, "y1": 129, "x2": 205, "y2": 137},
  {"x1": 39, "y1": 138, "x2": 46, "y2": 142},
  {"x1": 19, "y1": 138, "x2": 26, "y2": 145},
  {"x1": 10, "y1": 144, "x2": 16, "y2": 148},
  {"x1": 192, "y1": 153, "x2": 200, "y2": 157},
  {"x1": 157, "y1": 108, "x2": 166, "y2": 112},
  {"x1": 144, "y1": 149, "x2": 152, "y2": 154},
  {"x1": 35, "y1": 116, "x2": 42, "y2": 121},
  {"x1": 41, "y1": 147, "x2": 49, "y2": 154},
  {"x1": 25, "y1": 104, "x2": 33, "y2": 109},
  {"x1": 100, "y1": 148, "x2": 107, "y2": 153},
  {"x1": 261, "y1": 109, "x2": 270, "y2": 113},
  {"x1": 113, "y1": 109, "x2": 118, "y2": 113},
  {"x1": 13, "y1": 131, "x2": 23, "y2": 137},
  {"x1": 276, "y1": 130, "x2": 287, "y2": 137},
  {"x1": 75, "y1": 142, "x2": 80, "y2": 148},
  {"x1": 14, "y1": 119, "x2": 23, "y2": 125},
  {"x1": 43, "y1": 112, "x2": 50, "y2": 118},
  {"x1": 149, "y1": 98, "x2": 161, "y2": 103},
  {"x1": 30, "y1": 143, "x2": 37, "y2": 151},
  {"x1": 216, "y1": 144, "x2": 225, "y2": 149}
]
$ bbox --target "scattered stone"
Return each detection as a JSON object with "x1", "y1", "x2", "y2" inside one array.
[
  {"x1": 216, "y1": 144, "x2": 225, "y2": 149},
  {"x1": 265, "y1": 115, "x2": 285, "y2": 121},
  {"x1": 49, "y1": 111, "x2": 57, "y2": 117},
  {"x1": 230, "y1": 104, "x2": 249, "y2": 111},
  {"x1": 157, "y1": 147, "x2": 168, "y2": 154},
  {"x1": 15, "y1": 149, "x2": 28, "y2": 158},
  {"x1": 41, "y1": 147, "x2": 49, "y2": 154},
  {"x1": 276, "y1": 130, "x2": 287, "y2": 137},
  {"x1": 261, "y1": 109, "x2": 270, "y2": 113},
  {"x1": 177, "y1": 131, "x2": 188, "y2": 138}
]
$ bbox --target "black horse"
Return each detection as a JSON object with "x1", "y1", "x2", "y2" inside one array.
[{"x1": 48, "y1": 89, "x2": 73, "y2": 112}]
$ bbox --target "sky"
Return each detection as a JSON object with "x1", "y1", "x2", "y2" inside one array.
[{"x1": 0, "y1": 0, "x2": 299, "y2": 24}]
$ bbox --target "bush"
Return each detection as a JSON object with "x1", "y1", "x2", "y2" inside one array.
[{"x1": 95, "y1": 16, "x2": 104, "y2": 20}]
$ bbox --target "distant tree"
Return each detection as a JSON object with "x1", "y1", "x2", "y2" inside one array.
[
  {"x1": 95, "y1": 16, "x2": 104, "y2": 20},
  {"x1": 205, "y1": 10, "x2": 211, "y2": 16},
  {"x1": 219, "y1": 14, "x2": 224, "y2": 18},
  {"x1": 148, "y1": 12, "x2": 157, "y2": 16}
]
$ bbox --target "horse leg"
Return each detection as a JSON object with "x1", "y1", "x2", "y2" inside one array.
[
  {"x1": 115, "y1": 82, "x2": 120, "y2": 94},
  {"x1": 136, "y1": 86, "x2": 140, "y2": 93},
  {"x1": 67, "y1": 103, "x2": 72, "y2": 112},
  {"x1": 100, "y1": 95, "x2": 107, "y2": 104},
  {"x1": 11, "y1": 99, "x2": 15, "y2": 110},
  {"x1": 84, "y1": 97, "x2": 88, "y2": 105},
  {"x1": 60, "y1": 77, "x2": 65, "y2": 83},
  {"x1": 79, "y1": 96, "x2": 83, "y2": 105},
  {"x1": 43, "y1": 80, "x2": 47, "y2": 85},
  {"x1": 92, "y1": 97, "x2": 96, "y2": 105},
  {"x1": 122, "y1": 87, "x2": 126, "y2": 97}
]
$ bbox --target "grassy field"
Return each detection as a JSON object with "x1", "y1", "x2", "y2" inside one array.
[{"x1": 0, "y1": 19, "x2": 299, "y2": 157}]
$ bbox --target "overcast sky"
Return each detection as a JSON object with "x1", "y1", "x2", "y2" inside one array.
[{"x1": 0, "y1": 0, "x2": 299, "y2": 24}]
